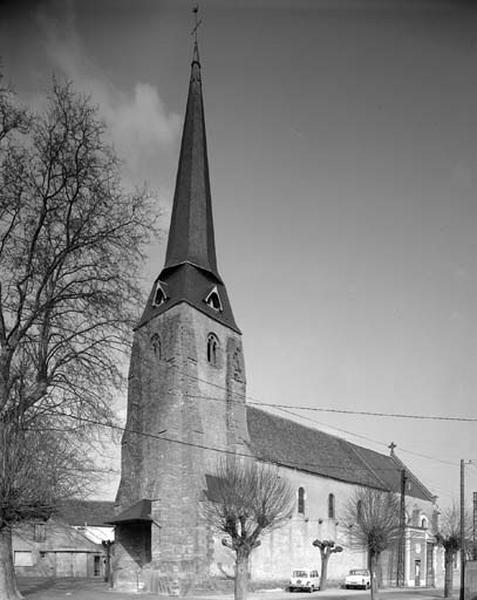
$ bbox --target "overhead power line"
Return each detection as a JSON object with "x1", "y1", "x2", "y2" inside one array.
[
  {"x1": 266, "y1": 404, "x2": 477, "y2": 423},
  {"x1": 185, "y1": 392, "x2": 477, "y2": 423},
  {"x1": 271, "y1": 404, "x2": 457, "y2": 467},
  {"x1": 33, "y1": 363, "x2": 464, "y2": 477},
  {"x1": 96, "y1": 362, "x2": 465, "y2": 468},
  {"x1": 53, "y1": 410, "x2": 430, "y2": 475},
  {"x1": 161, "y1": 364, "x2": 467, "y2": 466},
  {"x1": 168, "y1": 364, "x2": 477, "y2": 423}
]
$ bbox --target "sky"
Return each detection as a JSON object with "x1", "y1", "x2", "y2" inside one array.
[{"x1": 2, "y1": 0, "x2": 477, "y2": 507}]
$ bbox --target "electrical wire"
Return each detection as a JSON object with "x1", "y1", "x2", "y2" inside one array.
[
  {"x1": 52, "y1": 410, "x2": 418, "y2": 476},
  {"x1": 166, "y1": 364, "x2": 477, "y2": 423},
  {"x1": 269, "y1": 404, "x2": 458, "y2": 467}
]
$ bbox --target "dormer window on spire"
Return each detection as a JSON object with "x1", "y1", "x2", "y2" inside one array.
[
  {"x1": 152, "y1": 282, "x2": 167, "y2": 307},
  {"x1": 204, "y1": 286, "x2": 223, "y2": 312}
]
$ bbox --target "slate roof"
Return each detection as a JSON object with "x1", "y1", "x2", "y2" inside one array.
[
  {"x1": 138, "y1": 263, "x2": 240, "y2": 333},
  {"x1": 13, "y1": 521, "x2": 103, "y2": 552},
  {"x1": 358, "y1": 446, "x2": 436, "y2": 503},
  {"x1": 138, "y1": 46, "x2": 239, "y2": 333},
  {"x1": 164, "y1": 56, "x2": 218, "y2": 278},
  {"x1": 246, "y1": 406, "x2": 434, "y2": 502},
  {"x1": 56, "y1": 500, "x2": 115, "y2": 527}
]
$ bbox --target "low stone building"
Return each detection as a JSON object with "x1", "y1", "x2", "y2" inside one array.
[{"x1": 12, "y1": 500, "x2": 114, "y2": 579}]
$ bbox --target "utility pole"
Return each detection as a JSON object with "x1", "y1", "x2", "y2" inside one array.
[
  {"x1": 460, "y1": 459, "x2": 465, "y2": 600},
  {"x1": 397, "y1": 468, "x2": 407, "y2": 587},
  {"x1": 473, "y1": 492, "x2": 477, "y2": 561}
]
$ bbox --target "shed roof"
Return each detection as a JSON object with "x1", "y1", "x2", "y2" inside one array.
[{"x1": 106, "y1": 499, "x2": 152, "y2": 525}]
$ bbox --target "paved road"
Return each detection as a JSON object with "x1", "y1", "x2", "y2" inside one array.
[
  {"x1": 18, "y1": 578, "x2": 458, "y2": 600},
  {"x1": 248, "y1": 590, "x2": 453, "y2": 600}
]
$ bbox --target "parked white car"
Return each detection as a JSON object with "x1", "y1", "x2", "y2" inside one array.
[
  {"x1": 344, "y1": 568, "x2": 371, "y2": 590},
  {"x1": 289, "y1": 568, "x2": 320, "y2": 592}
]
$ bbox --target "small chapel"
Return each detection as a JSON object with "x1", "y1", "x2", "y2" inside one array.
[{"x1": 111, "y1": 39, "x2": 442, "y2": 595}]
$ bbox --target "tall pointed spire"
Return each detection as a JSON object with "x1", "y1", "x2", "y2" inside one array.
[
  {"x1": 164, "y1": 37, "x2": 218, "y2": 277},
  {"x1": 137, "y1": 34, "x2": 240, "y2": 333}
]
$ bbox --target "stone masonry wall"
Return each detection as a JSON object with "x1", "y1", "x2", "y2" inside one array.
[
  {"x1": 212, "y1": 465, "x2": 440, "y2": 588},
  {"x1": 113, "y1": 299, "x2": 441, "y2": 593},
  {"x1": 114, "y1": 302, "x2": 248, "y2": 593}
]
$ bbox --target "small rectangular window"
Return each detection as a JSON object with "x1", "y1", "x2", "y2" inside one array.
[
  {"x1": 14, "y1": 551, "x2": 34, "y2": 566},
  {"x1": 33, "y1": 523, "x2": 46, "y2": 542}
]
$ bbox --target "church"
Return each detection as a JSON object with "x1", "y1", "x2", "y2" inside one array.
[{"x1": 110, "y1": 41, "x2": 443, "y2": 595}]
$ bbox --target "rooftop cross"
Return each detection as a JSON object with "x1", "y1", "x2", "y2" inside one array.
[
  {"x1": 388, "y1": 441, "x2": 397, "y2": 456},
  {"x1": 191, "y1": 4, "x2": 202, "y2": 51}
]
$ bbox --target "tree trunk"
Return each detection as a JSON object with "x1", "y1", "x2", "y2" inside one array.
[
  {"x1": 320, "y1": 549, "x2": 329, "y2": 590},
  {"x1": 234, "y1": 549, "x2": 249, "y2": 600},
  {"x1": 368, "y1": 551, "x2": 379, "y2": 600},
  {"x1": 0, "y1": 526, "x2": 23, "y2": 600},
  {"x1": 444, "y1": 550, "x2": 454, "y2": 598}
]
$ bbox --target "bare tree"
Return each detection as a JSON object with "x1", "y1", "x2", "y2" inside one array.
[
  {"x1": 312, "y1": 539, "x2": 342, "y2": 590},
  {"x1": 0, "y1": 76, "x2": 155, "y2": 599},
  {"x1": 204, "y1": 457, "x2": 294, "y2": 600},
  {"x1": 436, "y1": 502, "x2": 472, "y2": 598},
  {"x1": 344, "y1": 487, "x2": 400, "y2": 600}
]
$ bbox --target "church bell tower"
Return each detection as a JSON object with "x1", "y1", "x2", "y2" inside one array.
[{"x1": 112, "y1": 40, "x2": 249, "y2": 594}]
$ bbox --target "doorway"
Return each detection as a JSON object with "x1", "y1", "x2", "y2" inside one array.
[
  {"x1": 93, "y1": 555, "x2": 102, "y2": 577},
  {"x1": 414, "y1": 560, "x2": 421, "y2": 587}
]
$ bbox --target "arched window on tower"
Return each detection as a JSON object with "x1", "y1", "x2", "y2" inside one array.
[
  {"x1": 328, "y1": 493, "x2": 335, "y2": 519},
  {"x1": 298, "y1": 487, "x2": 305, "y2": 515},
  {"x1": 151, "y1": 333, "x2": 161, "y2": 359},
  {"x1": 207, "y1": 333, "x2": 219, "y2": 367}
]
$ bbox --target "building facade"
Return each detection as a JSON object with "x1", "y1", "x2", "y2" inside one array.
[
  {"x1": 12, "y1": 501, "x2": 114, "y2": 579},
  {"x1": 112, "y1": 44, "x2": 443, "y2": 595}
]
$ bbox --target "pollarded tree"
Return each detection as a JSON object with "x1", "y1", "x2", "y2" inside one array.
[
  {"x1": 204, "y1": 457, "x2": 294, "y2": 600},
  {"x1": 435, "y1": 502, "x2": 472, "y2": 598},
  {"x1": 344, "y1": 487, "x2": 400, "y2": 600},
  {"x1": 0, "y1": 76, "x2": 156, "y2": 599},
  {"x1": 312, "y1": 539, "x2": 343, "y2": 590}
]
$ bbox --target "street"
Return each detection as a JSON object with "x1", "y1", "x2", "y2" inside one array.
[{"x1": 18, "y1": 578, "x2": 457, "y2": 600}]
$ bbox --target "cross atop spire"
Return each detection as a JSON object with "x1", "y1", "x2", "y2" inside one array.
[{"x1": 191, "y1": 4, "x2": 202, "y2": 64}]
